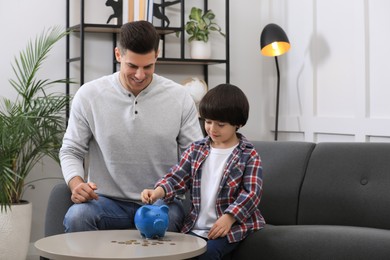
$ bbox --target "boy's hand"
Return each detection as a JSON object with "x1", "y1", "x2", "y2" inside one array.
[
  {"x1": 141, "y1": 186, "x2": 165, "y2": 204},
  {"x1": 208, "y1": 213, "x2": 236, "y2": 240}
]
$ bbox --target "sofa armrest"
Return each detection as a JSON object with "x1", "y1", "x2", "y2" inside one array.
[{"x1": 44, "y1": 182, "x2": 73, "y2": 237}]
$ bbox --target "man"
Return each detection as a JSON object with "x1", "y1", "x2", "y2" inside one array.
[{"x1": 60, "y1": 21, "x2": 203, "y2": 232}]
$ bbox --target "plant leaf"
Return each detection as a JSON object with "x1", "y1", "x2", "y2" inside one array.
[{"x1": 0, "y1": 26, "x2": 70, "y2": 212}]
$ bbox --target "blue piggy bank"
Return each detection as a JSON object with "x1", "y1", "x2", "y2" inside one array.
[{"x1": 134, "y1": 204, "x2": 169, "y2": 239}]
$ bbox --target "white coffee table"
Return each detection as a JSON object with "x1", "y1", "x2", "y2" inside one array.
[{"x1": 35, "y1": 230, "x2": 207, "y2": 260}]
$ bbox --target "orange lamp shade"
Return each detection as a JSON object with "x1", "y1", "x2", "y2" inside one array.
[{"x1": 260, "y1": 23, "x2": 291, "y2": 57}]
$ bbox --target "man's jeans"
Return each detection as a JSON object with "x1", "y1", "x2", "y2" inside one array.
[{"x1": 64, "y1": 195, "x2": 185, "y2": 232}]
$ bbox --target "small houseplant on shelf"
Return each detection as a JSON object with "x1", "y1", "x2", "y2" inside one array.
[
  {"x1": 182, "y1": 7, "x2": 225, "y2": 59},
  {"x1": 0, "y1": 27, "x2": 69, "y2": 260}
]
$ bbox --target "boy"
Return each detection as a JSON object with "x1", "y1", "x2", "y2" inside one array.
[{"x1": 141, "y1": 83, "x2": 265, "y2": 259}]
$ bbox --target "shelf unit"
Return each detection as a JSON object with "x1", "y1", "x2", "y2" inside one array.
[{"x1": 65, "y1": 0, "x2": 230, "y2": 111}]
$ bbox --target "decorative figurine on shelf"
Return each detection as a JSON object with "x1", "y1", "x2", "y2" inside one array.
[
  {"x1": 134, "y1": 205, "x2": 169, "y2": 239},
  {"x1": 106, "y1": 0, "x2": 123, "y2": 25},
  {"x1": 182, "y1": 77, "x2": 208, "y2": 112},
  {"x1": 153, "y1": 0, "x2": 180, "y2": 27}
]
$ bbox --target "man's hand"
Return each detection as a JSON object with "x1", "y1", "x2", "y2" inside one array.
[
  {"x1": 208, "y1": 213, "x2": 236, "y2": 240},
  {"x1": 141, "y1": 186, "x2": 165, "y2": 204},
  {"x1": 69, "y1": 176, "x2": 99, "y2": 203}
]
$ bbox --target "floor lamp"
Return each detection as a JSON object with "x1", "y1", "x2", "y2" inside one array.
[{"x1": 260, "y1": 23, "x2": 290, "y2": 141}]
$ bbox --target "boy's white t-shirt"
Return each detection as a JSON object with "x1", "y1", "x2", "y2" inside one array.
[{"x1": 192, "y1": 145, "x2": 237, "y2": 238}]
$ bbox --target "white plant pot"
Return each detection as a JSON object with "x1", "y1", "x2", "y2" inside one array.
[
  {"x1": 0, "y1": 201, "x2": 32, "y2": 260},
  {"x1": 190, "y1": 41, "x2": 211, "y2": 59}
]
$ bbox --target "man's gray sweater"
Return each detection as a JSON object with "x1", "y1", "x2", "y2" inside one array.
[{"x1": 60, "y1": 72, "x2": 203, "y2": 202}]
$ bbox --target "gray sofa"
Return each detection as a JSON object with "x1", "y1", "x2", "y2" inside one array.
[{"x1": 44, "y1": 141, "x2": 390, "y2": 259}]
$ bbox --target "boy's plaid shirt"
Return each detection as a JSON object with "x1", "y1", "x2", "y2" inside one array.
[{"x1": 156, "y1": 134, "x2": 265, "y2": 243}]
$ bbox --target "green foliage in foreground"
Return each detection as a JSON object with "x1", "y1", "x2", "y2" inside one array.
[{"x1": 0, "y1": 27, "x2": 70, "y2": 212}]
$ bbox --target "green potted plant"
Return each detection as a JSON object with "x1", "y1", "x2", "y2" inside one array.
[
  {"x1": 0, "y1": 27, "x2": 69, "y2": 260},
  {"x1": 184, "y1": 7, "x2": 225, "y2": 43},
  {"x1": 182, "y1": 7, "x2": 225, "y2": 59}
]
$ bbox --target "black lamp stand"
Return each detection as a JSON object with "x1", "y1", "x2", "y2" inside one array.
[{"x1": 274, "y1": 56, "x2": 280, "y2": 141}]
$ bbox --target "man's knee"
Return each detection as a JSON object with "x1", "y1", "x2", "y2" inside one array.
[
  {"x1": 154, "y1": 198, "x2": 185, "y2": 232},
  {"x1": 167, "y1": 199, "x2": 185, "y2": 232},
  {"x1": 64, "y1": 203, "x2": 97, "y2": 232}
]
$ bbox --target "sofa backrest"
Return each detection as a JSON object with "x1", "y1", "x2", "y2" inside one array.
[
  {"x1": 253, "y1": 141, "x2": 315, "y2": 225},
  {"x1": 298, "y1": 142, "x2": 390, "y2": 229}
]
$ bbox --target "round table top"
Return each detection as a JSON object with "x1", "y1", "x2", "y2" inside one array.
[{"x1": 35, "y1": 230, "x2": 207, "y2": 260}]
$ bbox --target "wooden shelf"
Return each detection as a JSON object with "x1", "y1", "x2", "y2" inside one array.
[
  {"x1": 109, "y1": 58, "x2": 226, "y2": 66},
  {"x1": 69, "y1": 24, "x2": 180, "y2": 35},
  {"x1": 157, "y1": 58, "x2": 226, "y2": 65},
  {"x1": 66, "y1": 0, "x2": 230, "y2": 87}
]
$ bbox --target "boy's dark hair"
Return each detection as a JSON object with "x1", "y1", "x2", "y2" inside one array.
[
  {"x1": 199, "y1": 83, "x2": 249, "y2": 127},
  {"x1": 118, "y1": 21, "x2": 160, "y2": 55}
]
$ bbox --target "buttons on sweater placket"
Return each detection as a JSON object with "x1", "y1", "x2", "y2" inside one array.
[
  {"x1": 127, "y1": 93, "x2": 139, "y2": 117},
  {"x1": 132, "y1": 95, "x2": 139, "y2": 116},
  {"x1": 126, "y1": 93, "x2": 139, "y2": 117}
]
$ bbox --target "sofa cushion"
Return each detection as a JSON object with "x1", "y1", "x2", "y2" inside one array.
[
  {"x1": 253, "y1": 141, "x2": 315, "y2": 225},
  {"x1": 298, "y1": 142, "x2": 390, "y2": 229},
  {"x1": 232, "y1": 224, "x2": 390, "y2": 260}
]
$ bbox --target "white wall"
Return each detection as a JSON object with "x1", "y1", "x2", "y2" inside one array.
[
  {"x1": 256, "y1": 0, "x2": 390, "y2": 142},
  {"x1": 1, "y1": 0, "x2": 390, "y2": 252}
]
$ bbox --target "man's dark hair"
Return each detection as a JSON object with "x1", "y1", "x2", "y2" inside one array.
[
  {"x1": 199, "y1": 83, "x2": 249, "y2": 127},
  {"x1": 118, "y1": 21, "x2": 160, "y2": 55}
]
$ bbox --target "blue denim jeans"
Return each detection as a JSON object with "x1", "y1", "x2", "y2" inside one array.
[
  {"x1": 189, "y1": 232, "x2": 240, "y2": 260},
  {"x1": 63, "y1": 195, "x2": 185, "y2": 232}
]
